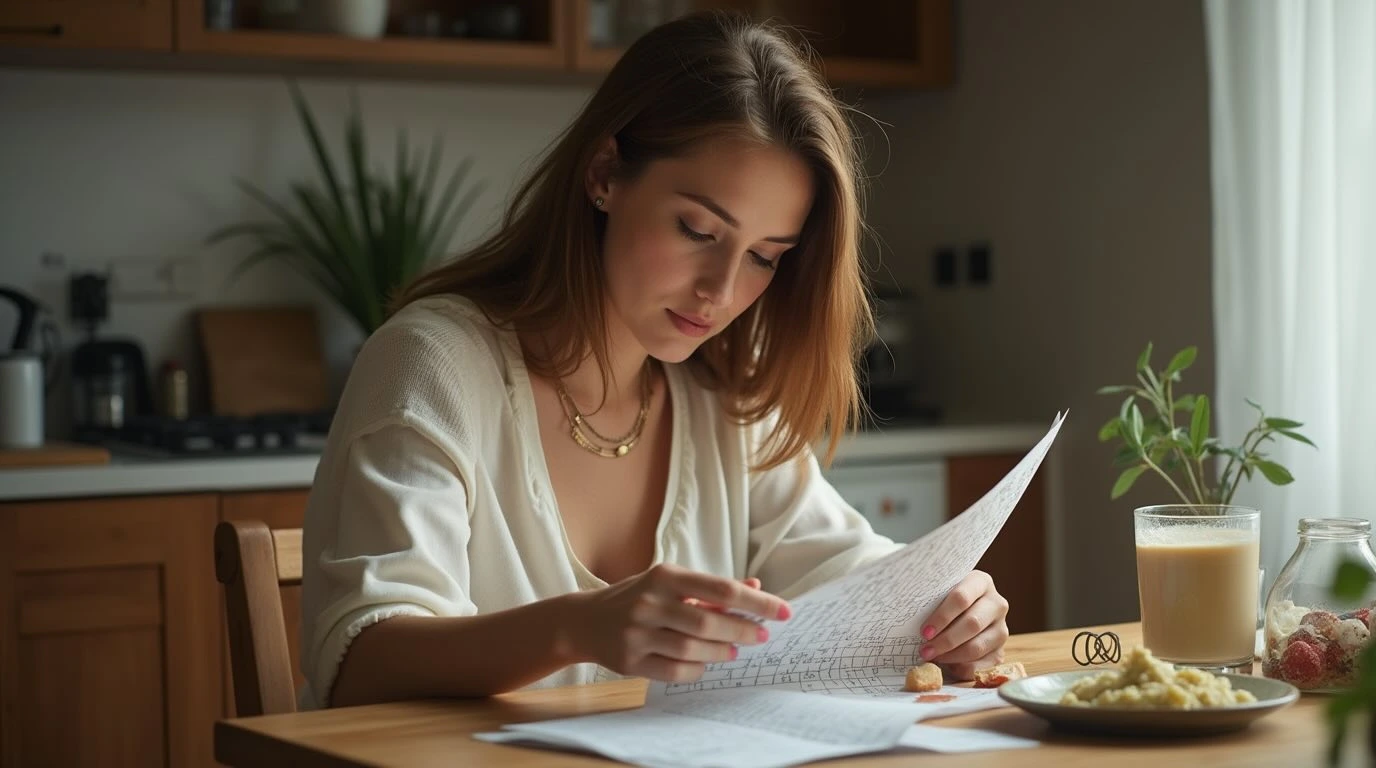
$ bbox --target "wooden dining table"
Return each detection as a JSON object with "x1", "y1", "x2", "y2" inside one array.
[{"x1": 215, "y1": 622, "x2": 1346, "y2": 767}]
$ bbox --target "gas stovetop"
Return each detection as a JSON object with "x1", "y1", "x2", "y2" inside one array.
[{"x1": 76, "y1": 411, "x2": 332, "y2": 459}]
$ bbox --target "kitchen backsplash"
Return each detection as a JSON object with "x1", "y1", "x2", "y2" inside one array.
[{"x1": 0, "y1": 68, "x2": 593, "y2": 429}]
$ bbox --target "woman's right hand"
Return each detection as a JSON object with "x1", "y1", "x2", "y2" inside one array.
[{"x1": 561, "y1": 563, "x2": 792, "y2": 683}]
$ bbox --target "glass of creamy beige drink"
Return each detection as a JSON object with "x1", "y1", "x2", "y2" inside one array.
[{"x1": 1134, "y1": 505, "x2": 1261, "y2": 671}]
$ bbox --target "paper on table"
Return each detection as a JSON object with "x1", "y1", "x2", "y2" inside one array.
[
  {"x1": 651, "y1": 410, "x2": 1067, "y2": 703},
  {"x1": 895, "y1": 724, "x2": 1040, "y2": 754},
  {"x1": 477, "y1": 688, "x2": 924, "y2": 768},
  {"x1": 477, "y1": 411, "x2": 1067, "y2": 768},
  {"x1": 479, "y1": 713, "x2": 1039, "y2": 768}
]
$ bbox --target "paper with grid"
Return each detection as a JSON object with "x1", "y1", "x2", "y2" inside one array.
[{"x1": 653, "y1": 410, "x2": 1065, "y2": 704}]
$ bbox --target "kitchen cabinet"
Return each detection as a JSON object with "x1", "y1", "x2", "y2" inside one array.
[
  {"x1": 174, "y1": 0, "x2": 568, "y2": 72},
  {"x1": 0, "y1": 493, "x2": 221, "y2": 768},
  {"x1": 572, "y1": 0, "x2": 955, "y2": 88},
  {"x1": 1, "y1": 0, "x2": 951, "y2": 89},
  {"x1": 0, "y1": 0, "x2": 173, "y2": 51},
  {"x1": 0, "y1": 488, "x2": 309, "y2": 768},
  {"x1": 946, "y1": 454, "x2": 1047, "y2": 634}
]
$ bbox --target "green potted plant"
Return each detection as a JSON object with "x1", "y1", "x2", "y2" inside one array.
[
  {"x1": 209, "y1": 81, "x2": 485, "y2": 336},
  {"x1": 1096, "y1": 342, "x2": 1313, "y2": 505}
]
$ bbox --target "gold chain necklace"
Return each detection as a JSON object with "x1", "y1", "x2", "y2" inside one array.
[{"x1": 554, "y1": 365, "x2": 652, "y2": 458}]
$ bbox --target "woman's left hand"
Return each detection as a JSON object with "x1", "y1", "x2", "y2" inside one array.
[{"x1": 917, "y1": 570, "x2": 1009, "y2": 681}]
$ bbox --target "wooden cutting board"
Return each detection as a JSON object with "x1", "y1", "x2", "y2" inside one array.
[
  {"x1": 197, "y1": 306, "x2": 331, "y2": 418},
  {"x1": 0, "y1": 442, "x2": 111, "y2": 468}
]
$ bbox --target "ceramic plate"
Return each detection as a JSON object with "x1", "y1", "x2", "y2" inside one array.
[{"x1": 998, "y1": 671, "x2": 1300, "y2": 737}]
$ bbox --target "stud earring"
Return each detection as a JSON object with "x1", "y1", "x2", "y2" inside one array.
[{"x1": 594, "y1": 196, "x2": 604, "y2": 208}]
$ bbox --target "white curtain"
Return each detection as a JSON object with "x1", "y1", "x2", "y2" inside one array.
[{"x1": 1205, "y1": 0, "x2": 1376, "y2": 586}]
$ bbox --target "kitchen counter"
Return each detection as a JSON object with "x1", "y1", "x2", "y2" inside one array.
[
  {"x1": 0, "y1": 452, "x2": 321, "y2": 502},
  {"x1": 829, "y1": 421, "x2": 1051, "y2": 465},
  {"x1": 0, "y1": 422, "x2": 1049, "y2": 502}
]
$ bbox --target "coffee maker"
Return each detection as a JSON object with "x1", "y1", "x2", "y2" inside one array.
[
  {"x1": 68, "y1": 273, "x2": 152, "y2": 431},
  {"x1": 862, "y1": 290, "x2": 940, "y2": 426}
]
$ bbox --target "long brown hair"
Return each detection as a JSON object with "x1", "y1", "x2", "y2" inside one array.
[{"x1": 395, "y1": 10, "x2": 873, "y2": 470}]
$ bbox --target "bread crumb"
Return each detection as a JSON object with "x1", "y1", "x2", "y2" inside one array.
[{"x1": 903, "y1": 663, "x2": 943, "y2": 692}]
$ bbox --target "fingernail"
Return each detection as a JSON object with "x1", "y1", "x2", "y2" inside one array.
[
  {"x1": 920, "y1": 646, "x2": 935, "y2": 660},
  {"x1": 757, "y1": 626, "x2": 769, "y2": 643},
  {"x1": 777, "y1": 604, "x2": 792, "y2": 621},
  {"x1": 731, "y1": 646, "x2": 739, "y2": 660},
  {"x1": 922, "y1": 625, "x2": 936, "y2": 640}
]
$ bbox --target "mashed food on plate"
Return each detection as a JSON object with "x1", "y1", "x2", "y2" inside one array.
[{"x1": 1059, "y1": 647, "x2": 1257, "y2": 709}]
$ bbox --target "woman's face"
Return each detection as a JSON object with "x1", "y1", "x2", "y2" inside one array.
[{"x1": 592, "y1": 135, "x2": 815, "y2": 364}]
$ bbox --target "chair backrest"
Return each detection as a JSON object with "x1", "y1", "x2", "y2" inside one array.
[{"x1": 214, "y1": 519, "x2": 302, "y2": 717}]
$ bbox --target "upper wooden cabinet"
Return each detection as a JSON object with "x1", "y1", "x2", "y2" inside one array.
[
  {"x1": 0, "y1": 0, "x2": 950, "y2": 88},
  {"x1": 174, "y1": 0, "x2": 568, "y2": 71},
  {"x1": 572, "y1": 0, "x2": 954, "y2": 88},
  {"x1": 0, "y1": 0, "x2": 173, "y2": 51}
]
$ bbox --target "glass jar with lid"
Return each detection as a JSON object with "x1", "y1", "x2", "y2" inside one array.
[{"x1": 1262, "y1": 518, "x2": 1376, "y2": 692}]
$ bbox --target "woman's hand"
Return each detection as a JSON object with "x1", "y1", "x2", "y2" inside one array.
[
  {"x1": 917, "y1": 570, "x2": 1009, "y2": 681},
  {"x1": 562, "y1": 564, "x2": 791, "y2": 683}
]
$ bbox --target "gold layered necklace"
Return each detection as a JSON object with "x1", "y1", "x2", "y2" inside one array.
[{"x1": 554, "y1": 365, "x2": 652, "y2": 458}]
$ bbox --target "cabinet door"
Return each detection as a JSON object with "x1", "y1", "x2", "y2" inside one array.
[
  {"x1": 569, "y1": 0, "x2": 954, "y2": 88},
  {"x1": 0, "y1": 494, "x2": 221, "y2": 768},
  {"x1": 946, "y1": 455, "x2": 1047, "y2": 634},
  {"x1": 0, "y1": 0, "x2": 173, "y2": 51},
  {"x1": 175, "y1": 0, "x2": 568, "y2": 71},
  {"x1": 218, "y1": 489, "x2": 309, "y2": 717}
]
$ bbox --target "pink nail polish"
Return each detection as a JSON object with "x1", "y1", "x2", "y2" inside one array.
[
  {"x1": 757, "y1": 626, "x2": 769, "y2": 643},
  {"x1": 731, "y1": 646, "x2": 739, "y2": 660},
  {"x1": 922, "y1": 625, "x2": 936, "y2": 640},
  {"x1": 920, "y1": 646, "x2": 935, "y2": 660},
  {"x1": 778, "y1": 604, "x2": 792, "y2": 621}
]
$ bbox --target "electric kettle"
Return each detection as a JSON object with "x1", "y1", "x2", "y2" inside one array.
[{"x1": 0, "y1": 286, "x2": 61, "y2": 390}]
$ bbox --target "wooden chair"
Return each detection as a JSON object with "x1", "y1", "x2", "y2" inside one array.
[{"x1": 214, "y1": 519, "x2": 303, "y2": 717}]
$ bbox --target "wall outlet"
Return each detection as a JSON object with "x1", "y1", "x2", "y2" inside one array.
[
  {"x1": 967, "y1": 242, "x2": 992, "y2": 285},
  {"x1": 933, "y1": 247, "x2": 958, "y2": 287}
]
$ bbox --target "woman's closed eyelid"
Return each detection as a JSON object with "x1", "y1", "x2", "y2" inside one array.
[
  {"x1": 677, "y1": 218, "x2": 715, "y2": 242},
  {"x1": 678, "y1": 217, "x2": 780, "y2": 270}
]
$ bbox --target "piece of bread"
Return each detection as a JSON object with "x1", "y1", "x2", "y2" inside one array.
[
  {"x1": 973, "y1": 661, "x2": 1027, "y2": 689},
  {"x1": 903, "y1": 663, "x2": 943, "y2": 692}
]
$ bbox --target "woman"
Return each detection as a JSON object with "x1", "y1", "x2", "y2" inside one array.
[{"x1": 300, "y1": 10, "x2": 1009, "y2": 709}]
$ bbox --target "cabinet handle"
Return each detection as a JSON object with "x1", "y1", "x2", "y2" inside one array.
[{"x1": 0, "y1": 24, "x2": 64, "y2": 36}]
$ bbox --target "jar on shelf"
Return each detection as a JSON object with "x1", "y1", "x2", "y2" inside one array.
[{"x1": 1262, "y1": 518, "x2": 1376, "y2": 692}]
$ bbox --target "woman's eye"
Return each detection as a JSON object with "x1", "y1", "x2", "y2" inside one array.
[
  {"x1": 677, "y1": 219, "x2": 714, "y2": 243},
  {"x1": 750, "y1": 252, "x2": 777, "y2": 271}
]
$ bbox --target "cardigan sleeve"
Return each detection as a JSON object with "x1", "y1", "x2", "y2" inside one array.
[{"x1": 301, "y1": 417, "x2": 477, "y2": 707}]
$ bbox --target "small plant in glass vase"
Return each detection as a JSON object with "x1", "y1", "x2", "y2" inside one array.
[{"x1": 1096, "y1": 342, "x2": 1314, "y2": 506}]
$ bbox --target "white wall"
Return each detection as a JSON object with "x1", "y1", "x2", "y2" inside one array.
[
  {"x1": 861, "y1": 0, "x2": 1214, "y2": 627},
  {"x1": 0, "y1": 69, "x2": 593, "y2": 424}
]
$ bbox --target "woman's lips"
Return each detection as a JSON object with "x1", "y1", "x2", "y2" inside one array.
[{"x1": 667, "y1": 309, "x2": 712, "y2": 337}]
